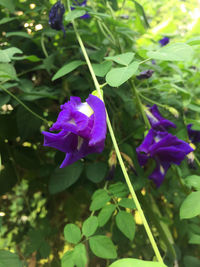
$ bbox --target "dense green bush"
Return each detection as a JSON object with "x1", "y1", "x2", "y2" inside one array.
[{"x1": 0, "y1": 0, "x2": 200, "y2": 266}]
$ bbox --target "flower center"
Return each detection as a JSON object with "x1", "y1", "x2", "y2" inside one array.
[{"x1": 77, "y1": 103, "x2": 94, "y2": 117}]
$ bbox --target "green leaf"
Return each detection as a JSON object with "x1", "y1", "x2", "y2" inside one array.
[
  {"x1": 183, "y1": 256, "x2": 200, "y2": 267},
  {"x1": 92, "y1": 61, "x2": 112, "y2": 77},
  {"x1": 118, "y1": 198, "x2": 136, "y2": 209},
  {"x1": 73, "y1": 244, "x2": 87, "y2": 267},
  {"x1": 26, "y1": 55, "x2": 41, "y2": 62},
  {"x1": 90, "y1": 189, "x2": 111, "y2": 211},
  {"x1": 17, "y1": 105, "x2": 42, "y2": 140},
  {"x1": 0, "y1": 17, "x2": 15, "y2": 25},
  {"x1": 52, "y1": 60, "x2": 85, "y2": 81},
  {"x1": 109, "y1": 258, "x2": 167, "y2": 267},
  {"x1": 6, "y1": 31, "x2": 31, "y2": 38},
  {"x1": 0, "y1": 0, "x2": 15, "y2": 12},
  {"x1": 86, "y1": 162, "x2": 107, "y2": 183},
  {"x1": 105, "y1": 52, "x2": 135, "y2": 66},
  {"x1": 0, "y1": 48, "x2": 23, "y2": 63},
  {"x1": 82, "y1": 216, "x2": 98, "y2": 237},
  {"x1": 106, "y1": 62, "x2": 139, "y2": 87},
  {"x1": 147, "y1": 43, "x2": 194, "y2": 62},
  {"x1": 0, "y1": 95, "x2": 10, "y2": 107},
  {"x1": 49, "y1": 161, "x2": 83, "y2": 194},
  {"x1": 0, "y1": 63, "x2": 17, "y2": 81},
  {"x1": 64, "y1": 224, "x2": 81, "y2": 244},
  {"x1": 5, "y1": 48, "x2": 23, "y2": 59},
  {"x1": 65, "y1": 10, "x2": 86, "y2": 21},
  {"x1": 184, "y1": 175, "x2": 200, "y2": 190},
  {"x1": 180, "y1": 191, "x2": 200, "y2": 219},
  {"x1": 116, "y1": 211, "x2": 135, "y2": 241},
  {"x1": 61, "y1": 251, "x2": 74, "y2": 267},
  {"x1": 0, "y1": 250, "x2": 22, "y2": 267},
  {"x1": 186, "y1": 36, "x2": 200, "y2": 46},
  {"x1": 0, "y1": 163, "x2": 17, "y2": 195},
  {"x1": 187, "y1": 104, "x2": 200, "y2": 113},
  {"x1": 134, "y1": 1, "x2": 150, "y2": 29},
  {"x1": 189, "y1": 234, "x2": 200, "y2": 244},
  {"x1": 98, "y1": 204, "x2": 116, "y2": 227},
  {"x1": 0, "y1": 51, "x2": 10, "y2": 63},
  {"x1": 89, "y1": 235, "x2": 117, "y2": 259},
  {"x1": 108, "y1": 182, "x2": 129, "y2": 198}
]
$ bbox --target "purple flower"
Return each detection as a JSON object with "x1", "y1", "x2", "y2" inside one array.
[
  {"x1": 136, "y1": 129, "x2": 193, "y2": 186},
  {"x1": 187, "y1": 124, "x2": 200, "y2": 143},
  {"x1": 71, "y1": 0, "x2": 90, "y2": 19},
  {"x1": 42, "y1": 94, "x2": 107, "y2": 168},
  {"x1": 136, "y1": 70, "x2": 154, "y2": 80},
  {"x1": 146, "y1": 105, "x2": 176, "y2": 131},
  {"x1": 159, "y1": 37, "x2": 170, "y2": 47},
  {"x1": 49, "y1": 0, "x2": 66, "y2": 35}
]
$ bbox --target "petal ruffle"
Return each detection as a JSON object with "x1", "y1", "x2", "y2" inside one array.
[{"x1": 86, "y1": 94, "x2": 107, "y2": 146}]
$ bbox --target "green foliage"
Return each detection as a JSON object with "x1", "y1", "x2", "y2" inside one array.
[
  {"x1": 180, "y1": 191, "x2": 200, "y2": 219},
  {"x1": 1, "y1": 0, "x2": 200, "y2": 265},
  {"x1": 105, "y1": 52, "x2": 135, "y2": 66},
  {"x1": 116, "y1": 211, "x2": 135, "y2": 241},
  {"x1": 98, "y1": 204, "x2": 116, "y2": 227},
  {"x1": 109, "y1": 258, "x2": 167, "y2": 267},
  {"x1": 49, "y1": 161, "x2": 83, "y2": 194},
  {"x1": 89, "y1": 235, "x2": 117, "y2": 259},
  {"x1": 86, "y1": 162, "x2": 107, "y2": 183},
  {"x1": 147, "y1": 43, "x2": 194, "y2": 61},
  {"x1": 106, "y1": 62, "x2": 139, "y2": 87},
  {"x1": 82, "y1": 216, "x2": 98, "y2": 237},
  {"x1": 90, "y1": 189, "x2": 111, "y2": 211},
  {"x1": 0, "y1": 250, "x2": 22, "y2": 267},
  {"x1": 184, "y1": 175, "x2": 200, "y2": 190},
  {"x1": 52, "y1": 60, "x2": 85, "y2": 81},
  {"x1": 64, "y1": 224, "x2": 82, "y2": 244}
]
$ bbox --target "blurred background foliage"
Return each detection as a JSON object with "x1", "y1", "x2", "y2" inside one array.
[{"x1": 0, "y1": 0, "x2": 200, "y2": 266}]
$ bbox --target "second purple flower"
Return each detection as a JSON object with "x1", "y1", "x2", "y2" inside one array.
[{"x1": 136, "y1": 129, "x2": 193, "y2": 186}]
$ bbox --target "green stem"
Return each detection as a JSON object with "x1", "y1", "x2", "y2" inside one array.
[
  {"x1": 194, "y1": 155, "x2": 200, "y2": 168},
  {"x1": 0, "y1": 85, "x2": 50, "y2": 125},
  {"x1": 139, "y1": 58, "x2": 151, "y2": 65},
  {"x1": 69, "y1": 6, "x2": 163, "y2": 263},
  {"x1": 131, "y1": 80, "x2": 151, "y2": 129},
  {"x1": 41, "y1": 34, "x2": 48, "y2": 58},
  {"x1": 139, "y1": 93, "x2": 167, "y2": 108}
]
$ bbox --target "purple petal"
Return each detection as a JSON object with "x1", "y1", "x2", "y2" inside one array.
[
  {"x1": 147, "y1": 105, "x2": 176, "y2": 131},
  {"x1": 42, "y1": 94, "x2": 107, "y2": 168},
  {"x1": 49, "y1": 1, "x2": 65, "y2": 33},
  {"x1": 149, "y1": 160, "x2": 170, "y2": 187},
  {"x1": 86, "y1": 94, "x2": 107, "y2": 146},
  {"x1": 136, "y1": 129, "x2": 154, "y2": 154},
  {"x1": 159, "y1": 37, "x2": 170, "y2": 47},
  {"x1": 60, "y1": 137, "x2": 104, "y2": 168},
  {"x1": 136, "y1": 70, "x2": 154, "y2": 80},
  {"x1": 187, "y1": 124, "x2": 200, "y2": 143},
  {"x1": 42, "y1": 130, "x2": 78, "y2": 153}
]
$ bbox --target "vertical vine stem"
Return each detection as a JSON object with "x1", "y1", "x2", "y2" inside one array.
[{"x1": 67, "y1": 3, "x2": 163, "y2": 263}]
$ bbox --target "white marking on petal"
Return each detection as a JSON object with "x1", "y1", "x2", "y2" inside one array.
[
  {"x1": 145, "y1": 109, "x2": 159, "y2": 126},
  {"x1": 68, "y1": 119, "x2": 76, "y2": 125},
  {"x1": 160, "y1": 165, "x2": 165, "y2": 175},
  {"x1": 77, "y1": 102, "x2": 94, "y2": 117},
  {"x1": 77, "y1": 136, "x2": 83, "y2": 150}
]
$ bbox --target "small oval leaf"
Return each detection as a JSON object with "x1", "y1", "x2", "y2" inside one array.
[
  {"x1": 89, "y1": 235, "x2": 117, "y2": 259},
  {"x1": 82, "y1": 216, "x2": 98, "y2": 237},
  {"x1": 180, "y1": 191, "x2": 200, "y2": 219},
  {"x1": 64, "y1": 224, "x2": 81, "y2": 244},
  {"x1": 116, "y1": 211, "x2": 135, "y2": 241}
]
